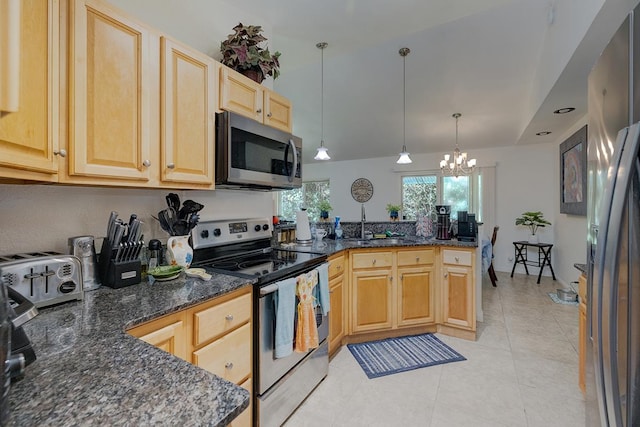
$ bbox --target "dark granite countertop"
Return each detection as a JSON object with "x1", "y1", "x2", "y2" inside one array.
[
  {"x1": 277, "y1": 236, "x2": 478, "y2": 255},
  {"x1": 574, "y1": 263, "x2": 587, "y2": 274},
  {"x1": 8, "y1": 271, "x2": 256, "y2": 426}
]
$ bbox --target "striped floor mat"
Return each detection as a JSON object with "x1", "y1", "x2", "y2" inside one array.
[{"x1": 347, "y1": 333, "x2": 466, "y2": 379}]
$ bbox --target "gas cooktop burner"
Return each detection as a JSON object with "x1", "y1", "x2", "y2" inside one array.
[{"x1": 209, "y1": 260, "x2": 239, "y2": 269}]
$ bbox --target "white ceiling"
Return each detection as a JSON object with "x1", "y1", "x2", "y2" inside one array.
[{"x1": 220, "y1": 0, "x2": 635, "y2": 164}]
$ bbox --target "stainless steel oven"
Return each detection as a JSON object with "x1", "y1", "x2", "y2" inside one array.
[
  {"x1": 191, "y1": 218, "x2": 328, "y2": 427},
  {"x1": 257, "y1": 268, "x2": 329, "y2": 427},
  {"x1": 215, "y1": 111, "x2": 302, "y2": 190}
]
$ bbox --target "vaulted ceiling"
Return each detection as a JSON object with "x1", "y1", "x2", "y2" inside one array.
[{"x1": 228, "y1": 0, "x2": 634, "y2": 164}]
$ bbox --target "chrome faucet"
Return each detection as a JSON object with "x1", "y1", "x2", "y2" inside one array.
[{"x1": 361, "y1": 204, "x2": 366, "y2": 239}]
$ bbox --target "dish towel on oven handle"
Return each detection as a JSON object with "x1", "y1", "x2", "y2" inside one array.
[
  {"x1": 274, "y1": 276, "x2": 297, "y2": 358},
  {"x1": 295, "y1": 269, "x2": 320, "y2": 353},
  {"x1": 314, "y1": 263, "x2": 330, "y2": 316}
]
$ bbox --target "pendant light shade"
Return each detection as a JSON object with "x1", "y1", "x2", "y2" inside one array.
[
  {"x1": 314, "y1": 42, "x2": 330, "y2": 161},
  {"x1": 397, "y1": 47, "x2": 412, "y2": 164}
]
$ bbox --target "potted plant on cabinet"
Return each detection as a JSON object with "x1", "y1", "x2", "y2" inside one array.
[
  {"x1": 386, "y1": 203, "x2": 402, "y2": 221},
  {"x1": 515, "y1": 211, "x2": 551, "y2": 243},
  {"x1": 219, "y1": 23, "x2": 281, "y2": 83},
  {"x1": 318, "y1": 200, "x2": 332, "y2": 221}
]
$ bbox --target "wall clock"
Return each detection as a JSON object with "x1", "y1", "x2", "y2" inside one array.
[{"x1": 350, "y1": 178, "x2": 374, "y2": 203}]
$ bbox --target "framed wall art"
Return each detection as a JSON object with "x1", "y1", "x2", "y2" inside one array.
[{"x1": 559, "y1": 125, "x2": 587, "y2": 216}]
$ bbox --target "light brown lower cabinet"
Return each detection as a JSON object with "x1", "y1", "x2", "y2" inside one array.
[
  {"x1": 579, "y1": 272, "x2": 587, "y2": 394},
  {"x1": 128, "y1": 286, "x2": 252, "y2": 426},
  {"x1": 328, "y1": 253, "x2": 346, "y2": 357}
]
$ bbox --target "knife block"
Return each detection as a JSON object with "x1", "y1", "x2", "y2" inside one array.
[{"x1": 98, "y1": 239, "x2": 141, "y2": 288}]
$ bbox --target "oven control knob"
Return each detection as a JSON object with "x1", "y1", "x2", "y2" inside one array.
[
  {"x1": 262, "y1": 224, "x2": 269, "y2": 231},
  {"x1": 200, "y1": 230, "x2": 209, "y2": 239},
  {"x1": 59, "y1": 281, "x2": 77, "y2": 294},
  {"x1": 213, "y1": 228, "x2": 221, "y2": 237},
  {"x1": 254, "y1": 225, "x2": 261, "y2": 232}
]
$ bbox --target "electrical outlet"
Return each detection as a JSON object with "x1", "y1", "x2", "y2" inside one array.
[{"x1": 507, "y1": 256, "x2": 514, "y2": 262}]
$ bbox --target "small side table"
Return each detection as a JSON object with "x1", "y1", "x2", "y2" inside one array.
[{"x1": 510, "y1": 241, "x2": 556, "y2": 284}]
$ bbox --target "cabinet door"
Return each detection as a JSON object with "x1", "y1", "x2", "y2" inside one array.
[
  {"x1": 397, "y1": 266, "x2": 435, "y2": 327},
  {"x1": 328, "y1": 274, "x2": 344, "y2": 355},
  {"x1": 219, "y1": 66, "x2": 264, "y2": 122},
  {"x1": 264, "y1": 90, "x2": 292, "y2": 132},
  {"x1": 160, "y1": 36, "x2": 215, "y2": 186},
  {"x1": 351, "y1": 269, "x2": 393, "y2": 333},
  {"x1": 193, "y1": 322, "x2": 251, "y2": 385},
  {"x1": 229, "y1": 377, "x2": 252, "y2": 427},
  {"x1": 69, "y1": 0, "x2": 154, "y2": 181},
  {"x1": 442, "y1": 264, "x2": 474, "y2": 329},
  {"x1": 0, "y1": 0, "x2": 59, "y2": 181},
  {"x1": 579, "y1": 301, "x2": 587, "y2": 393},
  {"x1": 128, "y1": 312, "x2": 187, "y2": 360}
]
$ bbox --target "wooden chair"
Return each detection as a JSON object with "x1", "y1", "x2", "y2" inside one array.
[{"x1": 488, "y1": 226, "x2": 499, "y2": 287}]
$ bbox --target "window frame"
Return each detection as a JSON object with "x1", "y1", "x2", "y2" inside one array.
[{"x1": 400, "y1": 171, "x2": 475, "y2": 220}]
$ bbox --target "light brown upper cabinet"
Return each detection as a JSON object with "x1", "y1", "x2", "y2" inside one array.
[
  {"x1": 219, "y1": 66, "x2": 292, "y2": 133},
  {"x1": 67, "y1": 0, "x2": 157, "y2": 184},
  {"x1": 0, "y1": 0, "x2": 21, "y2": 113},
  {"x1": 0, "y1": 0, "x2": 60, "y2": 182},
  {"x1": 160, "y1": 36, "x2": 216, "y2": 186}
]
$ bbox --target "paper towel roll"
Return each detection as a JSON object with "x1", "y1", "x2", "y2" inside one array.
[{"x1": 296, "y1": 210, "x2": 312, "y2": 243}]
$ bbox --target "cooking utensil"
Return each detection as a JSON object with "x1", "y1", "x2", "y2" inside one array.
[
  {"x1": 178, "y1": 200, "x2": 204, "y2": 220},
  {"x1": 166, "y1": 193, "x2": 180, "y2": 212}
]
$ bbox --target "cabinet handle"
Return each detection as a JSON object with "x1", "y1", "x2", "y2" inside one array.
[
  {"x1": 337, "y1": 265, "x2": 341, "y2": 270},
  {"x1": 256, "y1": 108, "x2": 262, "y2": 114},
  {"x1": 390, "y1": 276, "x2": 393, "y2": 282},
  {"x1": 225, "y1": 314, "x2": 233, "y2": 321},
  {"x1": 225, "y1": 362, "x2": 234, "y2": 370},
  {"x1": 53, "y1": 149, "x2": 67, "y2": 157},
  {"x1": 329, "y1": 290, "x2": 334, "y2": 293},
  {"x1": 444, "y1": 272, "x2": 448, "y2": 278},
  {"x1": 267, "y1": 112, "x2": 272, "y2": 118},
  {"x1": 455, "y1": 257, "x2": 460, "y2": 263},
  {"x1": 142, "y1": 160, "x2": 151, "y2": 167},
  {"x1": 416, "y1": 257, "x2": 420, "y2": 262},
  {"x1": 167, "y1": 163, "x2": 175, "y2": 169},
  {"x1": 372, "y1": 259, "x2": 376, "y2": 265}
]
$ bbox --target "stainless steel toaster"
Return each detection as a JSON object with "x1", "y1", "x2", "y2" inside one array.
[{"x1": 0, "y1": 253, "x2": 84, "y2": 308}]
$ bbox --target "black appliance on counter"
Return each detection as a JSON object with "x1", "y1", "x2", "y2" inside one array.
[
  {"x1": 0, "y1": 278, "x2": 38, "y2": 425},
  {"x1": 215, "y1": 111, "x2": 303, "y2": 191},
  {"x1": 436, "y1": 205, "x2": 452, "y2": 240},
  {"x1": 457, "y1": 211, "x2": 477, "y2": 242},
  {"x1": 191, "y1": 218, "x2": 328, "y2": 427}
]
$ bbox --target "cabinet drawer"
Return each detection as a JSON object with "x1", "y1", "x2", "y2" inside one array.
[
  {"x1": 193, "y1": 293, "x2": 251, "y2": 346},
  {"x1": 578, "y1": 273, "x2": 587, "y2": 301},
  {"x1": 193, "y1": 322, "x2": 251, "y2": 384},
  {"x1": 328, "y1": 255, "x2": 345, "y2": 278},
  {"x1": 397, "y1": 249, "x2": 435, "y2": 266},
  {"x1": 351, "y1": 251, "x2": 393, "y2": 269},
  {"x1": 442, "y1": 249, "x2": 472, "y2": 266}
]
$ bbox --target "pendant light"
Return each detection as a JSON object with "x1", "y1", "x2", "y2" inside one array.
[
  {"x1": 397, "y1": 47, "x2": 412, "y2": 164},
  {"x1": 440, "y1": 113, "x2": 476, "y2": 177},
  {"x1": 314, "y1": 42, "x2": 330, "y2": 160}
]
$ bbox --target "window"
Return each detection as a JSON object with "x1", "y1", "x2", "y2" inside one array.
[
  {"x1": 279, "y1": 180, "x2": 330, "y2": 221},
  {"x1": 402, "y1": 174, "x2": 472, "y2": 220}
]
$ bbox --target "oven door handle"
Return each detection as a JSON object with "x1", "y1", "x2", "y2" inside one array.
[{"x1": 260, "y1": 283, "x2": 279, "y2": 296}]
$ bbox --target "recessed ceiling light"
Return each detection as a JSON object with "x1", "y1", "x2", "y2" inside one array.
[
  {"x1": 553, "y1": 107, "x2": 575, "y2": 114},
  {"x1": 536, "y1": 131, "x2": 552, "y2": 136}
]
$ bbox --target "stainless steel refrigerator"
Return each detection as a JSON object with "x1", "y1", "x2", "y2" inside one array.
[{"x1": 587, "y1": 5, "x2": 640, "y2": 426}]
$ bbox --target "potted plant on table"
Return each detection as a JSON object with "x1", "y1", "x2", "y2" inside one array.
[
  {"x1": 386, "y1": 203, "x2": 402, "y2": 221},
  {"x1": 220, "y1": 23, "x2": 281, "y2": 84},
  {"x1": 318, "y1": 200, "x2": 332, "y2": 221},
  {"x1": 515, "y1": 211, "x2": 551, "y2": 243}
]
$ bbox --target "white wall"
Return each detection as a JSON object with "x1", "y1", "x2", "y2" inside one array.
[
  {"x1": 304, "y1": 140, "x2": 584, "y2": 285},
  {"x1": 0, "y1": 184, "x2": 273, "y2": 254}
]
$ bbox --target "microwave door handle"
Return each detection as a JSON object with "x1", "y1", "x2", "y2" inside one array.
[{"x1": 288, "y1": 139, "x2": 298, "y2": 182}]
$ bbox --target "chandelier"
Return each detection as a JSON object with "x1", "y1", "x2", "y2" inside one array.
[
  {"x1": 314, "y1": 42, "x2": 330, "y2": 160},
  {"x1": 396, "y1": 47, "x2": 412, "y2": 164},
  {"x1": 440, "y1": 113, "x2": 476, "y2": 177}
]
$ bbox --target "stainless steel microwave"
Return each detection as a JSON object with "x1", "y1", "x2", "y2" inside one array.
[{"x1": 215, "y1": 111, "x2": 302, "y2": 190}]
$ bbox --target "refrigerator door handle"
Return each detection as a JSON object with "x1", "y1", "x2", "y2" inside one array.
[
  {"x1": 601, "y1": 122, "x2": 640, "y2": 426},
  {"x1": 594, "y1": 125, "x2": 630, "y2": 425}
]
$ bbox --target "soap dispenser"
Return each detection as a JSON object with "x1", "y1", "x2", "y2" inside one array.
[{"x1": 334, "y1": 216, "x2": 343, "y2": 239}]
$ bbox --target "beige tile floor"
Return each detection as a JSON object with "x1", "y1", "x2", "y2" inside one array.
[{"x1": 284, "y1": 271, "x2": 585, "y2": 427}]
